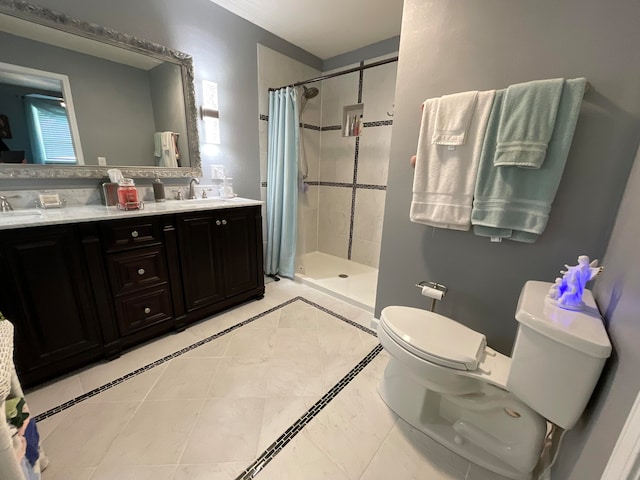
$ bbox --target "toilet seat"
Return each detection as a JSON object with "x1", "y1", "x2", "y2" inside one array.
[{"x1": 380, "y1": 306, "x2": 487, "y2": 371}]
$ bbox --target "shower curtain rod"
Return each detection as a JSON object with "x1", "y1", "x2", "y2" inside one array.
[{"x1": 268, "y1": 56, "x2": 398, "y2": 91}]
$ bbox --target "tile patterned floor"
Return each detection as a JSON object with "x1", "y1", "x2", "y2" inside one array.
[{"x1": 27, "y1": 280, "x2": 509, "y2": 480}]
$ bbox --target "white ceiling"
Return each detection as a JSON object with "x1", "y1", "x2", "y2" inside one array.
[{"x1": 208, "y1": 0, "x2": 404, "y2": 59}]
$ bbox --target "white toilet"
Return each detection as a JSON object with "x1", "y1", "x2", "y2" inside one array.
[{"x1": 377, "y1": 281, "x2": 611, "y2": 479}]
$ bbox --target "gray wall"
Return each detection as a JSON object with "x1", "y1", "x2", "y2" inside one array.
[
  {"x1": 377, "y1": 0, "x2": 640, "y2": 354},
  {"x1": 15, "y1": 0, "x2": 322, "y2": 196},
  {"x1": 553, "y1": 142, "x2": 640, "y2": 478},
  {"x1": 0, "y1": 31, "x2": 158, "y2": 167}
]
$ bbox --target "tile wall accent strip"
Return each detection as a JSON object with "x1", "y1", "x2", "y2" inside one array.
[
  {"x1": 345, "y1": 63, "x2": 365, "y2": 261},
  {"x1": 363, "y1": 120, "x2": 393, "y2": 127},
  {"x1": 261, "y1": 181, "x2": 267, "y2": 187},
  {"x1": 260, "y1": 114, "x2": 393, "y2": 131},
  {"x1": 236, "y1": 344, "x2": 383, "y2": 480},
  {"x1": 33, "y1": 296, "x2": 376, "y2": 422},
  {"x1": 347, "y1": 135, "x2": 360, "y2": 260},
  {"x1": 357, "y1": 60, "x2": 364, "y2": 104},
  {"x1": 305, "y1": 181, "x2": 351, "y2": 188},
  {"x1": 300, "y1": 181, "x2": 386, "y2": 191},
  {"x1": 356, "y1": 183, "x2": 387, "y2": 191}
]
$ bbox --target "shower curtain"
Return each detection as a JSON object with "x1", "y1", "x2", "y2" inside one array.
[{"x1": 265, "y1": 87, "x2": 299, "y2": 278}]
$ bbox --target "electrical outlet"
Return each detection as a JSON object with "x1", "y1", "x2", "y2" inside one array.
[{"x1": 98, "y1": 156, "x2": 107, "y2": 166}]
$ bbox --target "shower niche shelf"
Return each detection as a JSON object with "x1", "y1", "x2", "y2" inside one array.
[{"x1": 342, "y1": 103, "x2": 364, "y2": 137}]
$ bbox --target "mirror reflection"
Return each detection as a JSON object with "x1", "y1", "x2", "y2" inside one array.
[
  {"x1": 0, "y1": 6, "x2": 198, "y2": 176},
  {"x1": 0, "y1": 61, "x2": 84, "y2": 165}
]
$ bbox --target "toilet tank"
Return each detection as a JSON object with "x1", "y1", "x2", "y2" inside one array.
[{"x1": 506, "y1": 281, "x2": 611, "y2": 429}]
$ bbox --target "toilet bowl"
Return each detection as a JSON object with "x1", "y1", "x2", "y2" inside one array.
[{"x1": 377, "y1": 281, "x2": 611, "y2": 480}]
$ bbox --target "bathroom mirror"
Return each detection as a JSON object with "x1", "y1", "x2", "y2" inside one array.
[{"x1": 0, "y1": 0, "x2": 201, "y2": 179}]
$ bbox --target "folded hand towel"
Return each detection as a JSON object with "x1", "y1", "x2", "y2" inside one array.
[
  {"x1": 494, "y1": 78, "x2": 564, "y2": 169},
  {"x1": 411, "y1": 90, "x2": 496, "y2": 230},
  {"x1": 432, "y1": 91, "x2": 479, "y2": 146},
  {"x1": 471, "y1": 78, "x2": 587, "y2": 242},
  {"x1": 154, "y1": 132, "x2": 178, "y2": 168}
]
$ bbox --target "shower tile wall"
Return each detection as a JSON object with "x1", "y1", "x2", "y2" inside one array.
[
  {"x1": 318, "y1": 55, "x2": 397, "y2": 268},
  {"x1": 257, "y1": 44, "x2": 321, "y2": 256},
  {"x1": 257, "y1": 47, "x2": 397, "y2": 271}
]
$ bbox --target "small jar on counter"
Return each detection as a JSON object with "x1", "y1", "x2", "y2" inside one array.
[{"x1": 117, "y1": 178, "x2": 141, "y2": 210}]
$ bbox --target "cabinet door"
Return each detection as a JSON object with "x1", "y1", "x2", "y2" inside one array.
[
  {"x1": 0, "y1": 225, "x2": 103, "y2": 385},
  {"x1": 220, "y1": 208, "x2": 259, "y2": 297},
  {"x1": 177, "y1": 213, "x2": 226, "y2": 312}
]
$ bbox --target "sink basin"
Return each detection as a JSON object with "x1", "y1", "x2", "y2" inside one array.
[{"x1": 0, "y1": 209, "x2": 43, "y2": 218}]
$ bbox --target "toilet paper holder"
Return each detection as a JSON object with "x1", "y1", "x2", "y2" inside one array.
[{"x1": 415, "y1": 281, "x2": 448, "y2": 312}]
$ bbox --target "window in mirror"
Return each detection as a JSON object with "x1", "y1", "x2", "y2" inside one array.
[
  {"x1": 0, "y1": 61, "x2": 83, "y2": 165},
  {"x1": 24, "y1": 94, "x2": 77, "y2": 164}
]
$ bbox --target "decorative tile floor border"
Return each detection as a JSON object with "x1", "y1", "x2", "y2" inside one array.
[
  {"x1": 236, "y1": 343, "x2": 383, "y2": 480},
  {"x1": 34, "y1": 296, "x2": 377, "y2": 422}
]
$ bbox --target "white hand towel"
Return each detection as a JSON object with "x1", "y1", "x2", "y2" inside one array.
[
  {"x1": 411, "y1": 90, "x2": 496, "y2": 230},
  {"x1": 431, "y1": 91, "x2": 479, "y2": 145},
  {"x1": 155, "y1": 131, "x2": 178, "y2": 168}
]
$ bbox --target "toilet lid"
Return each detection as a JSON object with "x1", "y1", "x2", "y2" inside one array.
[{"x1": 380, "y1": 306, "x2": 487, "y2": 371}]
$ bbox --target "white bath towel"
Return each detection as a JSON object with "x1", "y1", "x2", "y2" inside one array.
[
  {"x1": 154, "y1": 132, "x2": 178, "y2": 168},
  {"x1": 432, "y1": 91, "x2": 479, "y2": 145},
  {"x1": 411, "y1": 90, "x2": 496, "y2": 230}
]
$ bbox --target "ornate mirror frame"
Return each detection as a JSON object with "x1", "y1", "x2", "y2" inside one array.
[{"x1": 0, "y1": 0, "x2": 202, "y2": 179}]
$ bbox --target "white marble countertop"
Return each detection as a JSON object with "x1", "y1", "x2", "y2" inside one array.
[{"x1": 0, "y1": 197, "x2": 263, "y2": 230}]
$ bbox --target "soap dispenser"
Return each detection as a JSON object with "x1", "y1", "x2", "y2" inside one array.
[{"x1": 153, "y1": 177, "x2": 166, "y2": 202}]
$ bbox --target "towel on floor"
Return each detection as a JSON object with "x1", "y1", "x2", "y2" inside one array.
[
  {"x1": 411, "y1": 90, "x2": 496, "y2": 231},
  {"x1": 154, "y1": 132, "x2": 179, "y2": 168},
  {"x1": 494, "y1": 78, "x2": 564, "y2": 169},
  {"x1": 471, "y1": 78, "x2": 587, "y2": 242},
  {"x1": 432, "y1": 91, "x2": 479, "y2": 146}
]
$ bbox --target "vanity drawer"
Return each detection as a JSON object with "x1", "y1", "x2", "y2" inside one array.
[
  {"x1": 107, "y1": 246, "x2": 168, "y2": 296},
  {"x1": 101, "y1": 217, "x2": 163, "y2": 252},
  {"x1": 114, "y1": 286, "x2": 173, "y2": 335}
]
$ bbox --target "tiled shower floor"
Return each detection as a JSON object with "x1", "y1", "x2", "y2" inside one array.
[{"x1": 27, "y1": 280, "x2": 508, "y2": 480}]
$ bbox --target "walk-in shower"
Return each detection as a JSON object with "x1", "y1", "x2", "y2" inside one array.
[{"x1": 259, "y1": 48, "x2": 398, "y2": 312}]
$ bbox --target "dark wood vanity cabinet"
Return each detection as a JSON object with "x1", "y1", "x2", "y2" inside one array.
[
  {"x1": 177, "y1": 206, "x2": 263, "y2": 319},
  {"x1": 0, "y1": 205, "x2": 264, "y2": 387},
  {"x1": 101, "y1": 217, "x2": 176, "y2": 346},
  {"x1": 0, "y1": 225, "x2": 105, "y2": 386}
]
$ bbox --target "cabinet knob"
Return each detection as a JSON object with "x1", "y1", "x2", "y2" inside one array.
[
  {"x1": 221, "y1": 219, "x2": 227, "y2": 225},
  {"x1": 216, "y1": 220, "x2": 221, "y2": 226},
  {"x1": 144, "y1": 307, "x2": 151, "y2": 314},
  {"x1": 138, "y1": 268, "x2": 145, "y2": 276},
  {"x1": 131, "y1": 230, "x2": 139, "y2": 238}
]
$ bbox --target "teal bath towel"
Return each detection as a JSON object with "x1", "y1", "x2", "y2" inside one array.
[
  {"x1": 471, "y1": 78, "x2": 587, "y2": 243},
  {"x1": 494, "y1": 78, "x2": 564, "y2": 169}
]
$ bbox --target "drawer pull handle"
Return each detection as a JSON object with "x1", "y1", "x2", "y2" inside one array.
[
  {"x1": 144, "y1": 307, "x2": 151, "y2": 314},
  {"x1": 131, "y1": 230, "x2": 139, "y2": 238},
  {"x1": 221, "y1": 219, "x2": 227, "y2": 225},
  {"x1": 138, "y1": 268, "x2": 145, "y2": 275},
  {"x1": 216, "y1": 220, "x2": 221, "y2": 226}
]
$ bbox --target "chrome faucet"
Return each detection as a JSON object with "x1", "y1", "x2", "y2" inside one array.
[
  {"x1": 0, "y1": 196, "x2": 14, "y2": 212},
  {"x1": 188, "y1": 178, "x2": 199, "y2": 199}
]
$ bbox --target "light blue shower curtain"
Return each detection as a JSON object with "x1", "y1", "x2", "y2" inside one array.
[{"x1": 265, "y1": 87, "x2": 299, "y2": 278}]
